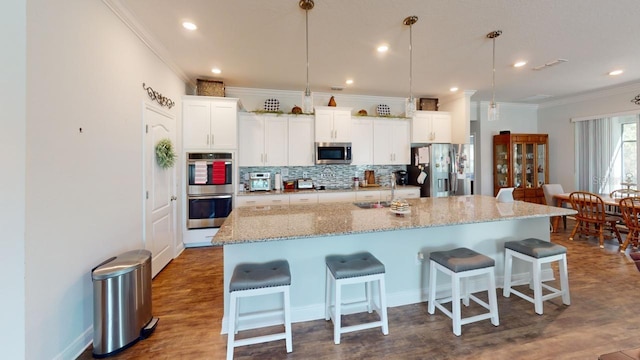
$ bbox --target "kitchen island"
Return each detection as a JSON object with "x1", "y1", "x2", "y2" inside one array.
[{"x1": 214, "y1": 195, "x2": 576, "y2": 333}]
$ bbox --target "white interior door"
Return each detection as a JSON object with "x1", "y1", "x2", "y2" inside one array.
[{"x1": 144, "y1": 103, "x2": 177, "y2": 278}]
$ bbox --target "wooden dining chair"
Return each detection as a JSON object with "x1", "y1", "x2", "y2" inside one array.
[
  {"x1": 569, "y1": 191, "x2": 623, "y2": 248},
  {"x1": 607, "y1": 189, "x2": 640, "y2": 215},
  {"x1": 619, "y1": 197, "x2": 640, "y2": 252}
]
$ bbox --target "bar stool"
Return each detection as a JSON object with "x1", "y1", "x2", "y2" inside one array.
[
  {"x1": 427, "y1": 247, "x2": 499, "y2": 336},
  {"x1": 503, "y1": 238, "x2": 570, "y2": 315},
  {"x1": 227, "y1": 260, "x2": 292, "y2": 360},
  {"x1": 325, "y1": 252, "x2": 389, "y2": 345}
]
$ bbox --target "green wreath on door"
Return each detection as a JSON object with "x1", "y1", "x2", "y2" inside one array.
[{"x1": 155, "y1": 138, "x2": 176, "y2": 169}]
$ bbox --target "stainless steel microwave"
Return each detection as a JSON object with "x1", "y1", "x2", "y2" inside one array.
[{"x1": 315, "y1": 142, "x2": 352, "y2": 165}]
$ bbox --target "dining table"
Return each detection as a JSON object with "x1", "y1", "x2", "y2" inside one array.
[{"x1": 552, "y1": 192, "x2": 624, "y2": 232}]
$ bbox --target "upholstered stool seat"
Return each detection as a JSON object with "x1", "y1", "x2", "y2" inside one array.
[
  {"x1": 427, "y1": 247, "x2": 499, "y2": 336},
  {"x1": 503, "y1": 238, "x2": 570, "y2": 315},
  {"x1": 227, "y1": 260, "x2": 292, "y2": 360},
  {"x1": 325, "y1": 252, "x2": 388, "y2": 344}
]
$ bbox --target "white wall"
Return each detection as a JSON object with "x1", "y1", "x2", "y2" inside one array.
[
  {"x1": 24, "y1": 0, "x2": 185, "y2": 358},
  {"x1": 475, "y1": 101, "x2": 539, "y2": 196},
  {"x1": 538, "y1": 82, "x2": 640, "y2": 193},
  {"x1": 1, "y1": 0, "x2": 26, "y2": 358}
]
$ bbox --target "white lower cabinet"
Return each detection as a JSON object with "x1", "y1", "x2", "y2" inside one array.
[
  {"x1": 289, "y1": 193, "x2": 319, "y2": 205},
  {"x1": 317, "y1": 192, "x2": 356, "y2": 203},
  {"x1": 235, "y1": 194, "x2": 289, "y2": 207},
  {"x1": 236, "y1": 188, "x2": 420, "y2": 207},
  {"x1": 355, "y1": 191, "x2": 381, "y2": 201},
  {"x1": 381, "y1": 188, "x2": 421, "y2": 200}
]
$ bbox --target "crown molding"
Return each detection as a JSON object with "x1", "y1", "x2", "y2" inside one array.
[
  {"x1": 538, "y1": 81, "x2": 640, "y2": 109},
  {"x1": 102, "y1": 0, "x2": 192, "y2": 87}
]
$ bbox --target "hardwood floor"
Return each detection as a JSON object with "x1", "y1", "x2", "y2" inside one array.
[{"x1": 78, "y1": 219, "x2": 640, "y2": 359}]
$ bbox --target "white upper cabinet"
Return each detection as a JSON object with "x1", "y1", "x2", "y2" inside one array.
[
  {"x1": 411, "y1": 111, "x2": 452, "y2": 143},
  {"x1": 373, "y1": 118, "x2": 410, "y2": 165},
  {"x1": 238, "y1": 113, "x2": 288, "y2": 166},
  {"x1": 183, "y1": 96, "x2": 238, "y2": 150},
  {"x1": 315, "y1": 106, "x2": 352, "y2": 142},
  {"x1": 288, "y1": 115, "x2": 315, "y2": 166},
  {"x1": 351, "y1": 117, "x2": 373, "y2": 165}
]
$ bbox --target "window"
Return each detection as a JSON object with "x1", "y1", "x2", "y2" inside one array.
[
  {"x1": 622, "y1": 122, "x2": 637, "y2": 185},
  {"x1": 574, "y1": 114, "x2": 640, "y2": 194}
]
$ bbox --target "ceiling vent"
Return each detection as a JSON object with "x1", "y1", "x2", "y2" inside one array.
[
  {"x1": 532, "y1": 59, "x2": 568, "y2": 71},
  {"x1": 330, "y1": 86, "x2": 344, "y2": 91}
]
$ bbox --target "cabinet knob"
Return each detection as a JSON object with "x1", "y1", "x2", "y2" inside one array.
[{"x1": 170, "y1": 196, "x2": 177, "y2": 201}]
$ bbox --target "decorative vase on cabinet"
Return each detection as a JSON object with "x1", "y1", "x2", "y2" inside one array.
[{"x1": 493, "y1": 133, "x2": 549, "y2": 204}]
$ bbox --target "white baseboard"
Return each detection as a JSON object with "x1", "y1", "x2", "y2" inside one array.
[{"x1": 55, "y1": 326, "x2": 92, "y2": 360}]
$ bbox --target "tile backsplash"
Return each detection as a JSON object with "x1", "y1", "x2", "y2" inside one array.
[{"x1": 239, "y1": 164, "x2": 406, "y2": 190}]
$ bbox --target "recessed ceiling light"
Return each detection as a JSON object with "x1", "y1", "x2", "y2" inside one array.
[
  {"x1": 182, "y1": 22, "x2": 197, "y2": 31},
  {"x1": 377, "y1": 45, "x2": 389, "y2": 53},
  {"x1": 211, "y1": 68, "x2": 221, "y2": 74},
  {"x1": 345, "y1": 79, "x2": 354, "y2": 85},
  {"x1": 450, "y1": 87, "x2": 459, "y2": 92},
  {"x1": 514, "y1": 61, "x2": 527, "y2": 68},
  {"x1": 609, "y1": 69, "x2": 623, "y2": 76}
]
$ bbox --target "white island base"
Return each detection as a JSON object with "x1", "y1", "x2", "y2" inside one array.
[{"x1": 221, "y1": 216, "x2": 551, "y2": 334}]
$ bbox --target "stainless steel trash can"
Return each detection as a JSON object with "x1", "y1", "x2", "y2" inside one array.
[{"x1": 92, "y1": 249, "x2": 159, "y2": 358}]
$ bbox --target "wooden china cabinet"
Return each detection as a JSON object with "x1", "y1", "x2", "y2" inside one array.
[{"x1": 493, "y1": 133, "x2": 549, "y2": 204}]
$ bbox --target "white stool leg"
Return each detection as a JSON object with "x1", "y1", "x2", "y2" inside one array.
[
  {"x1": 366, "y1": 281, "x2": 373, "y2": 313},
  {"x1": 503, "y1": 249, "x2": 513, "y2": 297},
  {"x1": 226, "y1": 292, "x2": 238, "y2": 360},
  {"x1": 532, "y1": 259, "x2": 544, "y2": 315},
  {"x1": 325, "y1": 267, "x2": 331, "y2": 321},
  {"x1": 488, "y1": 270, "x2": 500, "y2": 326},
  {"x1": 452, "y1": 272, "x2": 462, "y2": 337},
  {"x1": 378, "y1": 276, "x2": 389, "y2": 335},
  {"x1": 334, "y1": 278, "x2": 342, "y2": 345},
  {"x1": 559, "y1": 254, "x2": 571, "y2": 305},
  {"x1": 427, "y1": 260, "x2": 437, "y2": 314},
  {"x1": 283, "y1": 287, "x2": 293, "y2": 353},
  {"x1": 461, "y1": 276, "x2": 470, "y2": 307}
]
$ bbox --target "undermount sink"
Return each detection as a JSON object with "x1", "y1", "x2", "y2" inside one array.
[{"x1": 353, "y1": 201, "x2": 391, "y2": 209}]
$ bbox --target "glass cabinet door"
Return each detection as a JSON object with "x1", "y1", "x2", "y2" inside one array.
[
  {"x1": 495, "y1": 143, "x2": 509, "y2": 188},
  {"x1": 525, "y1": 143, "x2": 534, "y2": 188},
  {"x1": 513, "y1": 143, "x2": 523, "y2": 188},
  {"x1": 536, "y1": 143, "x2": 546, "y2": 188}
]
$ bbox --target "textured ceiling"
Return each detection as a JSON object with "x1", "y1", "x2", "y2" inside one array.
[{"x1": 111, "y1": 0, "x2": 640, "y2": 104}]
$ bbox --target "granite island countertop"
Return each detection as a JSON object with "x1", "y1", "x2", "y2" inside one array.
[{"x1": 213, "y1": 195, "x2": 576, "y2": 246}]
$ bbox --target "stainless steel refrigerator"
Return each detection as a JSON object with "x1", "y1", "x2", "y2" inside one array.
[{"x1": 407, "y1": 143, "x2": 474, "y2": 197}]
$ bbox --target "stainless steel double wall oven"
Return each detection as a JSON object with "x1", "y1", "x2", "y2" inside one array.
[{"x1": 186, "y1": 152, "x2": 233, "y2": 229}]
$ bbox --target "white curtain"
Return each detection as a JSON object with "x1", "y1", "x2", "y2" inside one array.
[{"x1": 575, "y1": 118, "x2": 615, "y2": 193}]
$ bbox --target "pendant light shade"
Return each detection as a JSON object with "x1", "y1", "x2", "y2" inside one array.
[
  {"x1": 487, "y1": 30, "x2": 502, "y2": 122},
  {"x1": 300, "y1": 0, "x2": 314, "y2": 113},
  {"x1": 404, "y1": 16, "x2": 418, "y2": 117}
]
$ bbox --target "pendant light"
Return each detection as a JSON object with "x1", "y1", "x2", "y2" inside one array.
[
  {"x1": 487, "y1": 30, "x2": 502, "y2": 122},
  {"x1": 404, "y1": 16, "x2": 418, "y2": 117},
  {"x1": 300, "y1": 0, "x2": 314, "y2": 113}
]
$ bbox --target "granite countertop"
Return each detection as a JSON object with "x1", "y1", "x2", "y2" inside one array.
[
  {"x1": 236, "y1": 185, "x2": 420, "y2": 196},
  {"x1": 212, "y1": 195, "x2": 577, "y2": 245}
]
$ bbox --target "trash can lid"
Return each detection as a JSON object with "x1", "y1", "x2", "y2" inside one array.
[{"x1": 92, "y1": 249, "x2": 152, "y2": 280}]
